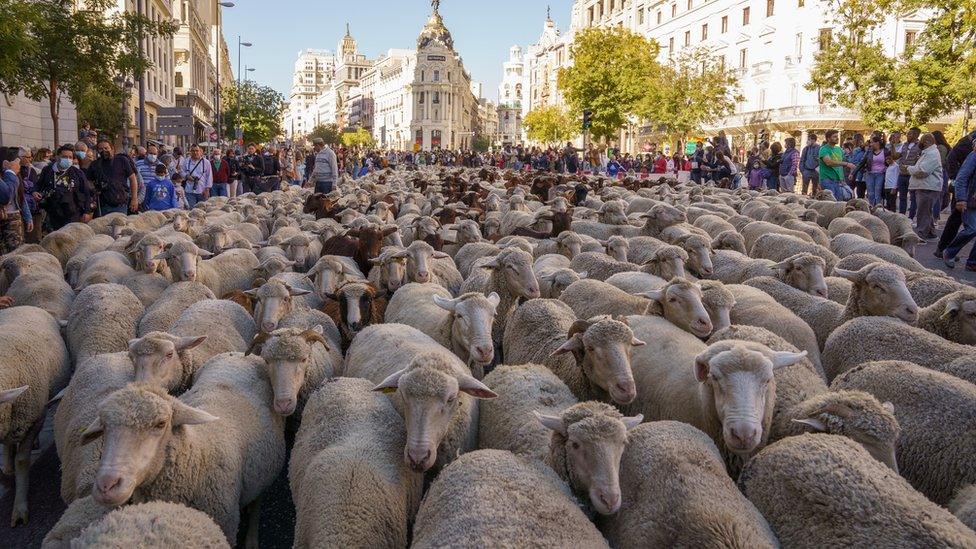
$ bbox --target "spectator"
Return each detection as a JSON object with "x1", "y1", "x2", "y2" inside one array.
[
  {"x1": 818, "y1": 130, "x2": 855, "y2": 200},
  {"x1": 943, "y1": 139, "x2": 976, "y2": 271},
  {"x1": 88, "y1": 139, "x2": 139, "y2": 215},
  {"x1": 310, "y1": 140, "x2": 339, "y2": 194},
  {"x1": 935, "y1": 130, "x2": 976, "y2": 259},
  {"x1": 18, "y1": 148, "x2": 43, "y2": 242},
  {"x1": 144, "y1": 163, "x2": 178, "y2": 211},
  {"x1": 800, "y1": 132, "x2": 821, "y2": 196},
  {"x1": 211, "y1": 148, "x2": 230, "y2": 197},
  {"x1": 893, "y1": 127, "x2": 921, "y2": 215},
  {"x1": 240, "y1": 143, "x2": 264, "y2": 194},
  {"x1": 779, "y1": 137, "x2": 799, "y2": 192},
  {"x1": 854, "y1": 135, "x2": 889, "y2": 207},
  {"x1": 177, "y1": 144, "x2": 213, "y2": 206},
  {"x1": 905, "y1": 133, "x2": 943, "y2": 240},
  {"x1": 0, "y1": 146, "x2": 33, "y2": 253},
  {"x1": 766, "y1": 142, "x2": 783, "y2": 191}
]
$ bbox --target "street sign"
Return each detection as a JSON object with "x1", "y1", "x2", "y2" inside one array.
[{"x1": 158, "y1": 107, "x2": 194, "y2": 137}]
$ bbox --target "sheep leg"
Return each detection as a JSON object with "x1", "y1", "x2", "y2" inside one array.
[
  {"x1": 11, "y1": 416, "x2": 43, "y2": 527},
  {"x1": 2, "y1": 442, "x2": 13, "y2": 476},
  {"x1": 243, "y1": 496, "x2": 262, "y2": 549}
]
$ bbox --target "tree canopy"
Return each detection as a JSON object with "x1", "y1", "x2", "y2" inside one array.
[
  {"x1": 221, "y1": 81, "x2": 285, "y2": 144},
  {"x1": 523, "y1": 106, "x2": 579, "y2": 146},
  {"x1": 307, "y1": 123, "x2": 341, "y2": 146},
  {"x1": 341, "y1": 128, "x2": 376, "y2": 149}
]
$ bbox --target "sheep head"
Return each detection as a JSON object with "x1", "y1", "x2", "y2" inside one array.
[
  {"x1": 699, "y1": 280, "x2": 736, "y2": 334},
  {"x1": 640, "y1": 245, "x2": 689, "y2": 284},
  {"x1": 433, "y1": 292, "x2": 500, "y2": 368},
  {"x1": 551, "y1": 317, "x2": 644, "y2": 405},
  {"x1": 395, "y1": 241, "x2": 449, "y2": 285},
  {"x1": 83, "y1": 384, "x2": 218, "y2": 506},
  {"x1": 774, "y1": 253, "x2": 828, "y2": 298},
  {"x1": 939, "y1": 290, "x2": 976, "y2": 345},
  {"x1": 639, "y1": 279, "x2": 713, "y2": 338},
  {"x1": 152, "y1": 241, "x2": 213, "y2": 282},
  {"x1": 834, "y1": 262, "x2": 918, "y2": 323},
  {"x1": 280, "y1": 234, "x2": 315, "y2": 272},
  {"x1": 710, "y1": 231, "x2": 747, "y2": 254},
  {"x1": 535, "y1": 402, "x2": 642, "y2": 515},
  {"x1": 330, "y1": 281, "x2": 380, "y2": 339},
  {"x1": 553, "y1": 231, "x2": 584, "y2": 259},
  {"x1": 127, "y1": 233, "x2": 168, "y2": 275},
  {"x1": 254, "y1": 256, "x2": 297, "y2": 281},
  {"x1": 372, "y1": 352, "x2": 496, "y2": 472},
  {"x1": 540, "y1": 268, "x2": 581, "y2": 299},
  {"x1": 248, "y1": 326, "x2": 330, "y2": 416},
  {"x1": 694, "y1": 341, "x2": 807, "y2": 456},
  {"x1": 127, "y1": 333, "x2": 207, "y2": 391},
  {"x1": 480, "y1": 248, "x2": 540, "y2": 300},
  {"x1": 245, "y1": 279, "x2": 312, "y2": 333},
  {"x1": 603, "y1": 236, "x2": 629, "y2": 262},
  {"x1": 675, "y1": 233, "x2": 714, "y2": 278},
  {"x1": 450, "y1": 219, "x2": 483, "y2": 246},
  {"x1": 107, "y1": 216, "x2": 129, "y2": 239}
]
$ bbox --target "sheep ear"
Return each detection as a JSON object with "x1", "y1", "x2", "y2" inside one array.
[
  {"x1": 373, "y1": 368, "x2": 407, "y2": 394},
  {"x1": 631, "y1": 337, "x2": 646, "y2": 347},
  {"x1": 480, "y1": 258, "x2": 501, "y2": 270},
  {"x1": 577, "y1": 271, "x2": 588, "y2": 279},
  {"x1": 457, "y1": 374, "x2": 498, "y2": 399},
  {"x1": 832, "y1": 267, "x2": 862, "y2": 282},
  {"x1": 791, "y1": 418, "x2": 828, "y2": 432},
  {"x1": 392, "y1": 250, "x2": 410, "y2": 259},
  {"x1": 152, "y1": 251, "x2": 170, "y2": 261},
  {"x1": 773, "y1": 259, "x2": 793, "y2": 271},
  {"x1": 533, "y1": 411, "x2": 567, "y2": 435},
  {"x1": 243, "y1": 288, "x2": 260, "y2": 298},
  {"x1": 694, "y1": 353, "x2": 711, "y2": 382},
  {"x1": 369, "y1": 257, "x2": 384, "y2": 265},
  {"x1": 486, "y1": 292, "x2": 501, "y2": 308},
  {"x1": 638, "y1": 289, "x2": 665, "y2": 302},
  {"x1": 171, "y1": 401, "x2": 219, "y2": 426},
  {"x1": 882, "y1": 401, "x2": 895, "y2": 414},
  {"x1": 288, "y1": 286, "x2": 312, "y2": 297},
  {"x1": 0, "y1": 385, "x2": 29, "y2": 404},
  {"x1": 550, "y1": 334, "x2": 583, "y2": 356},
  {"x1": 622, "y1": 414, "x2": 644, "y2": 430},
  {"x1": 769, "y1": 350, "x2": 807, "y2": 369},
  {"x1": 175, "y1": 336, "x2": 207, "y2": 351},
  {"x1": 79, "y1": 417, "x2": 104, "y2": 446},
  {"x1": 941, "y1": 300, "x2": 961, "y2": 319},
  {"x1": 197, "y1": 249, "x2": 215, "y2": 259},
  {"x1": 433, "y1": 294, "x2": 457, "y2": 312},
  {"x1": 432, "y1": 251, "x2": 450, "y2": 259}
]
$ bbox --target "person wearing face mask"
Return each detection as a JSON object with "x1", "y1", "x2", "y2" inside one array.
[
  {"x1": 134, "y1": 144, "x2": 160, "y2": 202},
  {"x1": 211, "y1": 148, "x2": 230, "y2": 197},
  {"x1": 88, "y1": 139, "x2": 139, "y2": 215},
  {"x1": 74, "y1": 141, "x2": 92, "y2": 171},
  {"x1": 36, "y1": 144, "x2": 96, "y2": 230},
  {"x1": 904, "y1": 133, "x2": 943, "y2": 240},
  {"x1": 0, "y1": 146, "x2": 34, "y2": 253},
  {"x1": 18, "y1": 148, "x2": 45, "y2": 242}
]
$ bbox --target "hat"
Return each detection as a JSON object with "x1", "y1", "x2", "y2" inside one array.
[{"x1": 311, "y1": 138, "x2": 325, "y2": 146}]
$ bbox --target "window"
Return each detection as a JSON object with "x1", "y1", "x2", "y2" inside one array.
[
  {"x1": 656, "y1": 10, "x2": 662, "y2": 23},
  {"x1": 818, "y1": 28, "x2": 831, "y2": 51},
  {"x1": 795, "y1": 33, "x2": 803, "y2": 58},
  {"x1": 671, "y1": 3, "x2": 676, "y2": 16},
  {"x1": 175, "y1": 72, "x2": 183, "y2": 87},
  {"x1": 798, "y1": 0, "x2": 804, "y2": 6},
  {"x1": 742, "y1": 6, "x2": 750, "y2": 24},
  {"x1": 766, "y1": 0, "x2": 774, "y2": 16},
  {"x1": 702, "y1": 23, "x2": 708, "y2": 40},
  {"x1": 721, "y1": 15, "x2": 728, "y2": 33},
  {"x1": 739, "y1": 48, "x2": 747, "y2": 68},
  {"x1": 418, "y1": 91, "x2": 424, "y2": 103},
  {"x1": 421, "y1": 70, "x2": 425, "y2": 82},
  {"x1": 433, "y1": 70, "x2": 440, "y2": 82},
  {"x1": 905, "y1": 30, "x2": 917, "y2": 49},
  {"x1": 669, "y1": 36, "x2": 674, "y2": 55},
  {"x1": 433, "y1": 91, "x2": 440, "y2": 104},
  {"x1": 687, "y1": 0, "x2": 692, "y2": 9},
  {"x1": 719, "y1": 55, "x2": 725, "y2": 71},
  {"x1": 638, "y1": 8, "x2": 644, "y2": 24},
  {"x1": 759, "y1": 89, "x2": 766, "y2": 110},
  {"x1": 684, "y1": 30, "x2": 691, "y2": 46}
]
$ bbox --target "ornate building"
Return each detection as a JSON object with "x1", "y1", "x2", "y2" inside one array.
[{"x1": 496, "y1": 45, "x2": 525, "y2": 146}]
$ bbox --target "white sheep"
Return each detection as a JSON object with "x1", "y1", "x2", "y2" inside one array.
[
  {"x1": 603, "y1": 271, "x2": 667, "y2": 294},
  {"x1": 532, "y1": 231, "x2": 584, "y2": 259},
  {"x1": 136, "y1": 281, "x2": 216, "y2": 336},
  {"x1": 739, "y1": 434, "x2": 976, "y2": 547},
  {"x1": 410, "y1": 449, "x2": 610, "y2": 548},
  {"x1": 288, "y1": 377, "x2": 423, "y2": 548},
  {"x1": 915, "y1": 289, "x2": 976, "y2": 344},
  {"x1": 393, "y1": 240, "x2": 461, "y2": 296},
  {"x1": 453, "y1": 241, "x2": 501, "y2": 278},
  {"x1": 0, "y1": 251, "x2": 63, "y2": 293},
  {"x1": 75, "y1": 250, "x2": 136, "y2": 290},
  {"x1": 40, "y1": 222, "x2": 97, "y2": 267},
  {"x1": 0, "y1": 306, "x2": 71, "y2": 526},
  {"x1": 3, "y1": 269, "x2": 74, "y2": 320},
  {"x1": 829, "y1": 232, "x2": 932, "y2": 273},
  {"x1": 167, "y1": 299, "x2": 257, "y2": 381},
  {"x1": 600, "y1": 421, "x2": 777, "y2": 548},
  {"x1": 750, "y1": 232, "x2": 839, "y2": 271},
  {"x1": 343, "y1": 323, "x2": 496, "y2": 472},
  {"x1": 67, "y1": 283, "x2": 145, "y2": 365},
  {"x1": 459, "y1": 247, "x2": 540, "y2": 352},
  {"x1": 534, "y1": 253, "x2": 583, "y2": 299},
  {"x1": 714, "y1": 251, "x2": 829, "y2": 297},
  {"x1": 384, "y1": 283, "x2": 500, "y2": 378},
  {"x1": 154, "y1": 240, "x2": 259, "y2": 297}
]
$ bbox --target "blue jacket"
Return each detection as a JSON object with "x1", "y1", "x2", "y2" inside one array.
[
  {"x1": 144, "y1": 177, "x2": 178, "y2": 211},
  {"x1": 2, "y1": 169, "x2": 32, "y2": 224},
  {"x1": 954, "y1": 151, "x2": 976, "y2": 206}
]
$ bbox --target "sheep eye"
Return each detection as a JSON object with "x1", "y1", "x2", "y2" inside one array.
[
  {"x1": 165, "y1": 352, "x2": 174, "y2": 358},
  {"x1": 586, "y1": 346, "x2": 595, "y2": 353},
  {"x1": 153, "y1": 421, "x2": 166, "y2": 430},
  {"x1": 571, "y1": 441, "x2": 580, "y2": 450}
]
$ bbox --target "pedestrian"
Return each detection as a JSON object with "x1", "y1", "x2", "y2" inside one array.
[
  {"x1": 310, "y1": 139, "x2": 339, "y2": 194},
  {"x1": 932, "y1": 130, "x2": 952, "y2": 221},
  {"x1": 260, "y1": 147, "x2": 282, "y2": 192},
  {"x1": 942, "y1": 139, "x2": 976, "y2": 271},
  {"x1": 905, "y1": 133, "x2": 943, "y2": 240},
  {"x1": 854, "y1": 135, "x2": 888, "y2": 207},
  {"x1": 88, "y1": 139, "x2": 139, "y2": 215},
  {"x1": 211, "y1": 148, "x2": 230, "y2": 197},
  {"x1": 934, "y1": 129, "x2": 976, "y2": 259},
  {"x1": 845, "y1": 134, "x2": 867, "y2": 198},
  {"x1": 799, "y1": 132, "x2": 821, "y2": 196},
  {"x1": 33, "y1": 148, "x2": 52, "y2": 171},
  {"x1": 818, "y1": 130, "x2": 855, "y2": 200},
  {"x1": 18, "y1": 147, "x2": 44, "y2": 242},
  {"x1": 134, "y1": 144, "x2": 159, "y2": 205},
  {"x1": 779, "y1": 137, "x2": 799, "y2": 193},
  {"x1": 176, "y1": 144, "x2": 213, "y2": 207},
  {"x1": 0, "y1": 146, "x2": 33, "y2": 254},
  {"x1": 74, "y1": 141, "x2": 92, "y2": 172},
  {"x1": 224, "y1": 148, "x2": 241, "y2": 197},
  {"x1": 240, "y1": 143, "x2": 264, "y2": 194},
  {"x1": 171, "y1": 173, "x2": 189, "y2": 209},
  {"x1": 143, "y1": 163, "x2": 178, "y2": 211},
  {"x1": 35, "y1": 144, "x2": 96, "y2": 230},
  {"x1": 766, "y1": 142, "x2": 783, "y2": 191},
  {"x1": 893, "y1": 127, "x2": 921, "y2": 215}
]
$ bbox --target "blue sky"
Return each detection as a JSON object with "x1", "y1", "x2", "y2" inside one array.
[{"x1": 221, "y1": 0, "x2": 575, "y2": 102}]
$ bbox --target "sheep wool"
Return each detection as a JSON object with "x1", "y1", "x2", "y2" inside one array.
[
  {"x1": 137, "y1": 281, "x2": 216, "y2": 337},
  {"x1": 67, "y1": 283, "x2": 145, "y2": 365},
  {"x1": 411, "y1": 449, "x2": 609, "y2": 549},
  {"x1": 70, "y1": 501, "x2": 229, "y2": 548},
  {"x1": 289, "y1": 378, "x2": 422, "y2": 548},
  {"x1": 599, "y1": 421, "x2": 777, "y2": 548},
  {"x1": 168, "y1": 299, "x2": 257, "y2": 382},
  {"x1": 915, "y1": 289, "x2": 976, "y2": 345},
  {"x1": 949, "y1": 485, "x2": 976, "y2": 532},
  {"x1": 740, "y1": 434, "x2": 976, "y2": 547},
  {"x1": 4, "y1": 270, "x2": 74, "y2": 321}
]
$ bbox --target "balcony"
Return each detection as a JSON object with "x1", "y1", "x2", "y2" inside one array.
[{"x1": 751, "y1": 61, "x2": 773, "y2": 76}]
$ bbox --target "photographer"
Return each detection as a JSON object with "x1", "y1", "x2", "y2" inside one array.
[
  {"x1": 177, "y1": 144, "x2": 213, "y2": 207},
  {"x1": 88, "y1": 139, "x2": 139, "y2": 215},
  {"x1": 240, "y1": 143, "x2": 264, "y2": 194}
]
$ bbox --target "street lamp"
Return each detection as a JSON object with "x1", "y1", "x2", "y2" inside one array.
[{"x1": 235, "y1": 36, "x2": 252, "y2": 150}]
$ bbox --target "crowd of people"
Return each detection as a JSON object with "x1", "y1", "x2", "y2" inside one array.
[{"x1": 2, "y1": 123, "x2": 974, "y2": 268}]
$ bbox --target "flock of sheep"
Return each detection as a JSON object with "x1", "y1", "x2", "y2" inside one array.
[{"x1": 1, "y1": 167, "x2": 975, "y2": 548}]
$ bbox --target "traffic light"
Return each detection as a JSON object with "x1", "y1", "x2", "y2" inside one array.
[{"x1": 583, "y1": 109, "x2": 592, "y2": 130}]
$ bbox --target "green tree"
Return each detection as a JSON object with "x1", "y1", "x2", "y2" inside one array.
[
  {"x1": 341, "y1": 127, "x2": 376, "y2": 149},
  {"x1": 221, "y1": 81, "x2": 284, "y2": 144},
  {"x1": 75, "y1": 79, "x2": 126, "y2": 138},
  {"x1": 0, "y1": 0, "x2": 35, "y2": 92},
  {"x1": 5, "y1": 0, "x2": 175, "y2": 145},
  {"x1": 523, "y1": 105, "x2": 579, "y2": 146},
  {"x1": 307, "y1": 123, "x2": 341, "y2": 146},
  {"x1": 645, "y1": 49, "x2": 741, "y2": 144},
  {"x1": 558, "y1": 27, "x2": 664, "y2": 141},
  {"x1": 472, "y1": 135, "x2": 491, "y2": 152}
]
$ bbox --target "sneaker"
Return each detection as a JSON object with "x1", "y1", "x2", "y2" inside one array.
[
  {"x1": 933, "y1": 250, "x2": 944, "y2": 259},
  {"x1": 943, "y1": 252, "x2": 956, "y2": 269}
]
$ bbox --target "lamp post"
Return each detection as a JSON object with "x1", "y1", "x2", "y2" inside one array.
[
  {"x1": 214, "y1": 2, "x2": 234, "y2": 145},
  {"x1": 136, "y1": 0, "x2": 146, "y2": 146},
  {"x1": 114, "y1": 76, "x2": 134, "y2": 151},
  {"x1": 235, "y1": 36, "x2": 252, "y2": 150}
]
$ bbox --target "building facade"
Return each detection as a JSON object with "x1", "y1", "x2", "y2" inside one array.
[
  {"x1": 0, "y1": 92, "x2": 78, "y2": 149},
  {"x1": 496, "y1": 45, "x2": 525, "y2": 145},
  {"x1": 283, "y1": 49, "x2": 336, "y2": 139},
  {"x1": 362, "y1": 49, "x2": 417, "y2": 150},
  {"x1": 173, "y1": 0, "x2": 219, "y2": 145}
]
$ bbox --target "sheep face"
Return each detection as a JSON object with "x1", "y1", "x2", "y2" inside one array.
[
  {"x1": 482, "y1": 216, "x2": 502, "y2": 237},
  {"x1": 412, "y1": 216, "x2": 440, "y2": 242},
  {"x1": 251, "y1": 327, "x2": 330, "y2": 416},
  {"x1": 642, "y1": 281, "x2": 713, "y2": 338},
  {"x1": 943, "y1": 294, "x2": 976, "y2": 345},
  {"x1": 604, "y1": 237, "x2": 629, "y2": 262},
  {"x1": 255, "y1": 257, "x2": 295, "y2": 281},
  {"x1": 83, "y1": 385, "x2": 218, "y2": 506},
  {"x1": 792, "y1": 392, "x2": 900, "y2": 472},
  {"x1": 552, "y1": 319, "x2": 644, "y2": 405},
  {"x1": 482, "y1": 250, "x2": 540, "y2": 300},
  {"x1": 695, "y1": 344, "x2": 806, "y2": 456},
  {"x1": 334, "y1": 282, "x2": 378, "y2": 337},
  {"x1": 398, "y1": 242, "x2": 449, "y2": 285},
  {"x1": 308, "y1": 258, "x2": 353, "y2": 299},
  {"x1": 128, "y1": 334, "x2": 206, "y2": 389},
  {"x1": 678, "y1": 235, "x2": 714, "y2": 278},
  {"x1": 835, "y1": 263, "x2": 918, "y2": 323},
  {"x1": 541, "y1": 269, "x2": 581, "y2": 299},
  {"x1": 154, "y1": 243, "x2": 212, "y2": 282},
  {"x1": 171, "y1": 214, "x2": 190, "y2": 233},
  {"x1": 201, "y1": 227, "x2": 230, "y2": 254},
  {"x1": 641, "y1": 246, "x2": 688, "y2": 281},
  {"x1": 700, "y1": 281, "x2": 736, "y2": 334},
  {"x1": 776, "y1": 254, "x2": 828, "y2": 298},
  {"x1": 109, "y1": 218, "x2": 128, "y2": 240},
  {"x1": 246, "y1": 281, "x2": 311, "y2": 333},
  {"x1": 372, "y1": 355, "x2": 497, "y2": 472},
  {"x1": 374, "y1": 254, "x2": 408, "y2": 293},
  {"x1": 434, "y1": 293, "x2": 500, "y2": 366},
  {"x1": 556, "y1": 232, "x2": 583, "y2": 259},
  {"x1": 134, "y1": 239, "x2": 168, "y2": 275},
  {"x1": 453, "y1": 220, "x2": 482, "y2": 245},
  {"x1": 281, "y1": 236, "x2": 315, "y2": 272}
]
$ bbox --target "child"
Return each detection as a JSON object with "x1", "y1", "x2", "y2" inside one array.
[
  {"x1": 171, "y1": 173, "x2": 190, "y2": 210},
  {"x1": 144, "y1": 163, "x2": 177, "y2": 211},
  {"x1": 747, "y1": 160, "x2": 768, "y2": 190}
]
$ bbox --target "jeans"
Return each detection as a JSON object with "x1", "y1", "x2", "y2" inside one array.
[
  {"x1": 865, "y1": 172, "x2": 885, "y2": 206},
  {"x1": 779, "y1": 175, "x2": 796, "y2": 194},
  {"x1": 212, "y1": 183, "x2": 229, "y2": 197},
  {"x1": 820, "y1": 179, "x2": 842, "y2": 200},
  {"x1": 186, "y1": 193, "x2": 204, "y2": 207},
  {"x1": 314, "y1": 180, "x2": 335, "y2": 194},
  {"x1": 801, "y1": 169, "x2": 819, "y2": 195},
  {"x1": 99, "y1": 200, "x2": 128, "y2": 216},
  {"x1": 937, "y1": 206, "x2": 963, "y2": 254},
  {"x1": 913, "y1": 189, "x2": 939, "y2": 239},
  {"x1": 897, "y1": 174, "x2": 910, "y2": 214},
  {"x1": 855, "y1": 179, "x2": 866, "y2": 199},
  {"x1": 944, "y1": 208, "x2": 976, "y2": 267}
]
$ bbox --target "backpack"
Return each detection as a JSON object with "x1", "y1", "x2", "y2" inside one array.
[{"x1": 92, "y1": 154, "x2": 132, "y2": 207}]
